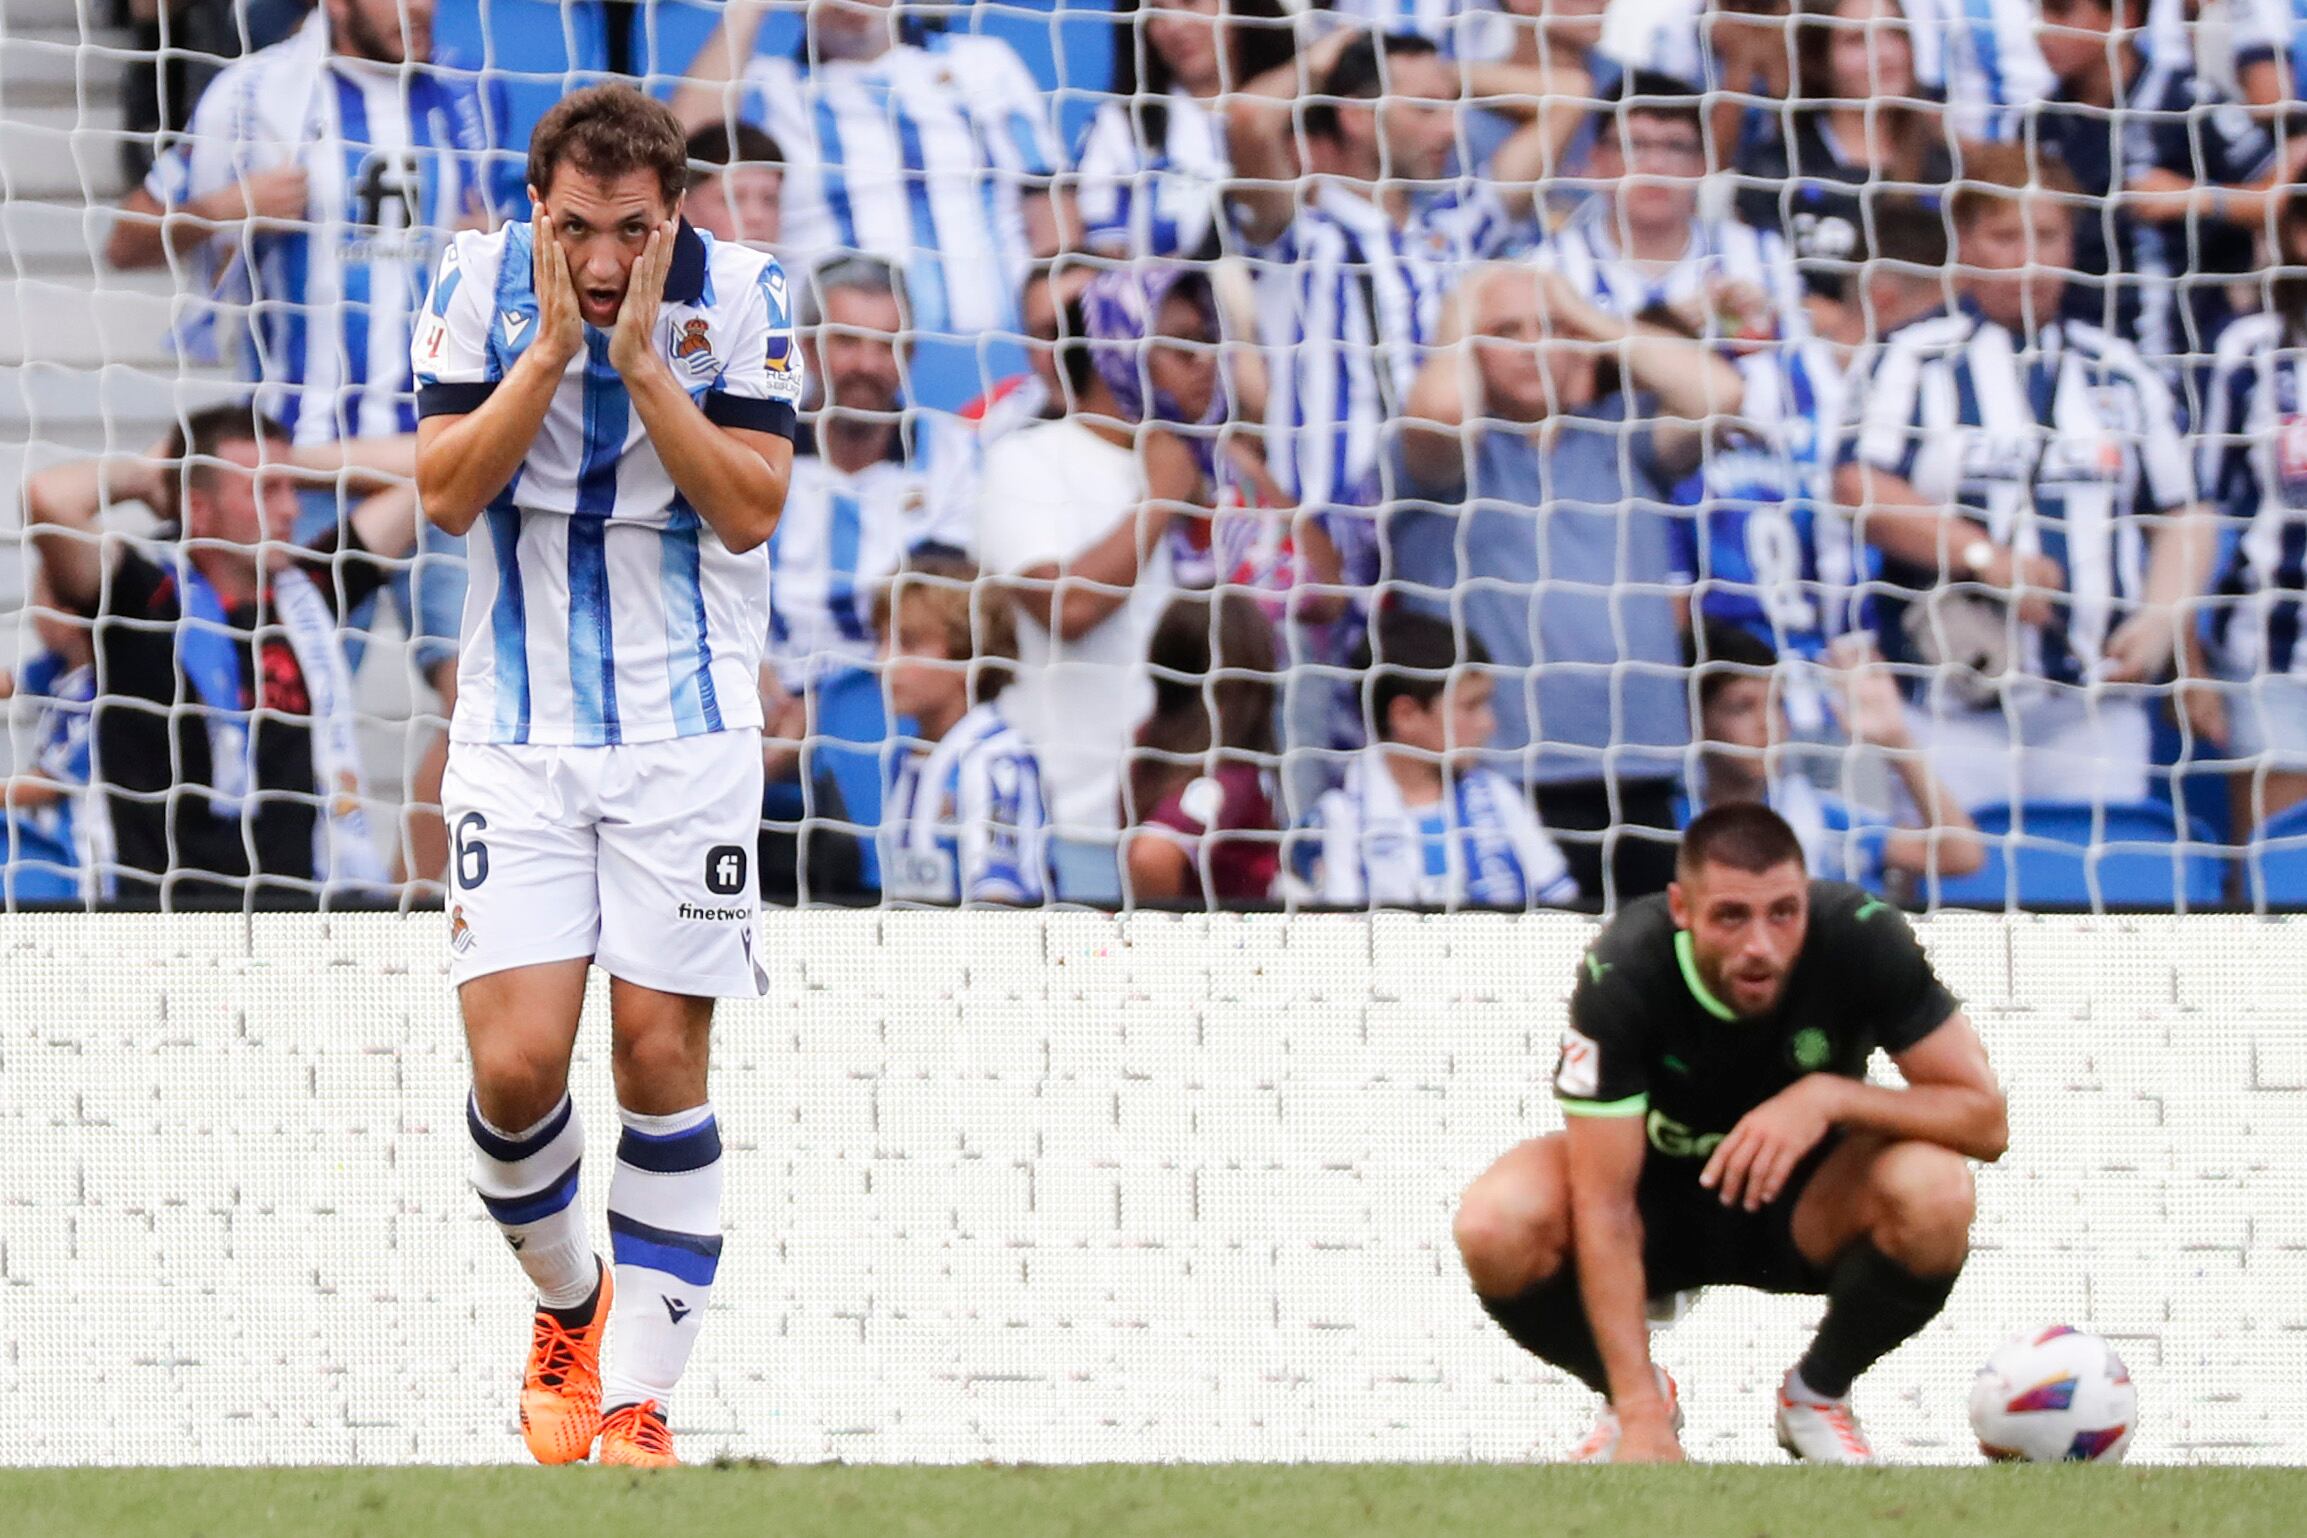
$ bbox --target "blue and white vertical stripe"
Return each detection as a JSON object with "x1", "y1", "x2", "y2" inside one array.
[
  {"x1": 415, "y1": 222, "x2": 798, "y2": 747},
  {"x1": 741, "y1": 32, "x2": 1062, "y2": 334},
  {"x1": 2199, "y1": 313, "x2": 2307, "y2": 679},
  {"x1": 144, "y1": 8, "x2": 503, "y2": 444}
]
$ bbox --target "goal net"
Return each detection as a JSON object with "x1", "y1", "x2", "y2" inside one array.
[{"x1": 3, "y1": 0, "x2": 2303, "y2": 914}]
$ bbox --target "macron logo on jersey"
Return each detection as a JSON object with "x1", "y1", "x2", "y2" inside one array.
[{"x1": 503, "y1": 310, "x2": 530, "y2": 342}]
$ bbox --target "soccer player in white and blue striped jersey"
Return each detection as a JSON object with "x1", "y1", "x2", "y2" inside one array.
[
  {"x1": 109, "y1": 0, "x2": 510, "y2": 444},
  {"x1": 875, "y1": 554, "x2": 1050, "y2": 905},
  {"x1": 1833, "y1": 145, "x2": 2214, "y2": 814},
  {"x1": 669, "y1": 0, "x2": 1066, "y2": 337},
  {"x1": 412, "y1": 86, "x2": 800, "y2": 1470}
]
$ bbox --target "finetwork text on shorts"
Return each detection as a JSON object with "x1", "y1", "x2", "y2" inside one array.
[{"x1": 678, "y1": 903, "x2": 752, "y2": 923}]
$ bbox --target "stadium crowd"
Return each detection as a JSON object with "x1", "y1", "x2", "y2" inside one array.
[{"x1": 8, "y1": 0, "x2": 2307, "y2": 910}]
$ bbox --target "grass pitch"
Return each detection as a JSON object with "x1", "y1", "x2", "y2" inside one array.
[{"x1": 7, "y1": 1464, "x2": 2304, "y2": 1538}]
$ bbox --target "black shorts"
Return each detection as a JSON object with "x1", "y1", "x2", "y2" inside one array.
[{"x1": 1635, "y1": 1133, "x2": 1842, "y2": 1298}]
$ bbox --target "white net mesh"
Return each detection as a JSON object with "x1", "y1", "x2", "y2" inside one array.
[{"x1": 4, "y1": 0, "x2": 2307, "y2": 911}]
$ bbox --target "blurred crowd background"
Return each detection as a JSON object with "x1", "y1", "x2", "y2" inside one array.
[{"x1": 6, "y1": 0, "x2": 2307, "y2": 912}]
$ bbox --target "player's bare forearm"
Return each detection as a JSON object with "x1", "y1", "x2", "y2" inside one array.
[
  {"x1": 1819, "y1": 1075, "x2": 2009, "y2": 1163},
  {"x1": 1563, "y1": 1115, "x2": 1666, "y2": 1425},
  {"x1": 620, "y1": 361, "x2": 789, "y2": 553},
  {"x1": 1571, "y1": 1194, "x2": 1660, "y2": 1410},
  {"x1": 416, "y1": 349, "x2": 569, "y2": 534}
]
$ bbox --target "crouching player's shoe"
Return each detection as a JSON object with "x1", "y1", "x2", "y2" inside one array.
[
  {"x1": 1774, "y1": 1369, "x2": 1876, "y2": 1464},
  {"x1": 1567, "y1": 1366, "x2": 1683, "y2": 1463},
  {"x1": 520, "y1": 1263, "x2": 612, "y2": 1465},
  {"x1": 600, "y1": 1400, "x2": 678, "y2": 1468}
]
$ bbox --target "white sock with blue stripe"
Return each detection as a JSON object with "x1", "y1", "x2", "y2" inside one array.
[
  {"x1": 602, "y1": 1102, "x2": 725, "y2": 1413},
  {"x1": 468, "y1": 1094, "x2": 596, "y2": 1310}
]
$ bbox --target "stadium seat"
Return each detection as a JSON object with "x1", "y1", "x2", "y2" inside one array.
[
  {"x1": 2244, "y1": 799, "x2": 2307, "y2": 910},
  {"x1": 1925, "y1": 801, "x2": 2227, "y2": 910},
  {"x1": 811, "y1": 663, "x2": 899, "y2": 888}
]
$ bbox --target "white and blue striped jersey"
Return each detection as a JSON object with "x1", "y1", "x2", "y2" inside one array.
[
  {"x1": 146, "y1": 8, "x2": 508, "y2": 443},
  {"x1": 738, "y1": 32, "x2": 1062, "y2": 335},
  {"x1": 1671, "y1": 339, "x2": 1866, "y2": 661},
  {"x1": 1251, "y1": 180, "x2": 1513, "y2": 515},
  {"x1": 1841, "y1": 305, "x2": 2195, "y2": 687},
  {"x1": 1885, "y1": 0, "x2": 2053, "y2": 143},
  {"x1": 1533, "y1": 198, "x2": 1805, "y2": 333},
  {"x1": 882, "y1": 701, "x2": 1050, "y2": 904},
  {"x1": 768, "y1": 420, "x2": 976, "y2": 691},
  {"x1": 1074, "y1": 91, "x2": 1228, "y2": 260},
  {"x1": 2197, "y1": 313, "x2": 2307, "y2": 678},
  {"x1": 412, "y1": 220, "x2": 804, "y2": 747}
]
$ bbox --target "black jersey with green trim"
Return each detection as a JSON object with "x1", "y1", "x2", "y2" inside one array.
[{"x1": 1554, "y1": 882, "x2": 1958, "y2": 1172}]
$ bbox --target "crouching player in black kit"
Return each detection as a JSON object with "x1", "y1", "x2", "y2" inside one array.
[{"x1": 1453, "y1": 804, "x2": 2008, "y2": 1463}]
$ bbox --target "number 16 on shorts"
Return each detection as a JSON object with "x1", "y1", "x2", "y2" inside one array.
[{"x1": 441, "y1": 733, "x2": 770, "y2": 999}]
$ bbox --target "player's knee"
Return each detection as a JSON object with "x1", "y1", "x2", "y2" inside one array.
[
  {"x1": 1452, "y1": 1183, "x2": 1568, "y2": 1295},
  {"x1": 468, "y1": 1042, "x2": 570, "y2": 1132},
  {"x1": 1868, "y1": 1143, "x2": 1976, "y2": 1254},
  {"x1": 609, "y1": 1020, "x2": 709, "y2": 1106}
]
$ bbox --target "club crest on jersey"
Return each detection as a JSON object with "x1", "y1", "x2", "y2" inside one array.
[
  {"x1": 449, "y1": 904, "x2": 476, "y2": 955},
  {"x1": 674, "y1": 317, "x2": 717, "y2": 377}
]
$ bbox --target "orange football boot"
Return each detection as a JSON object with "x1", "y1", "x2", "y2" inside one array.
[
  {"x1": 518, "y1": 1262, "x2": 611, "y2": 1465},
  {"x1": 598, "y1": 1400, "x2": 678, "y2": 1469}
]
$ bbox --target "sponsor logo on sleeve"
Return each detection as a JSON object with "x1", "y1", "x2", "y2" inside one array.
[{"x1": 1555, "y1": 1024, "x2": 1602, "y2": 1099}]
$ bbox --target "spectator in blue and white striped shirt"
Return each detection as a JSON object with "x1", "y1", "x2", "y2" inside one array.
[
  {"x1": 108, "y1": 0, "x2": 511, "y2": 443},
  {"x1": 1226, "y1": 29, "x2": 1590, "y2": 540},
  {"x1": 1075, "y1": 0, "x2": 1294, "y2": 261},
  {"x1": 1834, "y1": 144, "x2": 2216, "y2": 813},
  {"x1": 876, "y1": 554, "x2": 1051, "y2": 906},
  {"x1": 670, "y1": 0, "x2": 1069, "y2": 338},
  {"x1": 1533, "y1": 71, "x2": 1805, "y2": 335},
  {"x1": 2184, "y1": 189, "x2": 2307, "y2": 838}
]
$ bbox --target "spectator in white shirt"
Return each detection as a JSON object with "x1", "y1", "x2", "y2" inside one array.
[{"x1": 974, "y1": 272, "x2": 1214, "y2": 882}]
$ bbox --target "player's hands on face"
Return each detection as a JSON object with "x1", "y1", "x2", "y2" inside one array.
[
  {"x1": 610, "y1": 218, "x2": 677, "y2": 381},
  {"x1": 1701, "y1": 1073, "x2": 1841, "y2": 1213},
  {"x1": 530, "y1": 210, "x2": 584, "y2": 370}
]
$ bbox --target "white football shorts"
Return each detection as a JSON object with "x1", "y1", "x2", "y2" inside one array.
[{"x1": 441, "y1": 730, "x2": 768, "y2": 997}]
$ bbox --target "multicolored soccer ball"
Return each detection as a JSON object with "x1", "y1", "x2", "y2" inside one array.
[{"x1": 1968, "y1": 1326, "x2": 2137, "y2": 1463}]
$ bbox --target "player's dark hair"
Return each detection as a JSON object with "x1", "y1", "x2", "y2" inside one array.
[
  {"x1": 1304, "y1": 32, "x2": 1440, "y2": 143},
  {"x1": 1679, "y1": 802, "x2": 1807, "y2": 880},
  {"x1": 159, "y1": 402, "x2": 291, "y2": 516},
  {"x1": 529, "y1": 84, "x2": 689, "y2": 210},
  {"x1": 1692, "y1": 622, "x2": 1779, "y2": 716},
  {"x1": 1357, "y1": 607, "x2": 1491, "y2": 741},
  {"x1": 873, "y1": 551, "x2": 1018, "y2": 704},
  {"x1": 684, "y1": 121, "x2": 784, "y2": 188},
  {"x1": 1127, "y1": 591, "x2": 1280, "y2": 825}
]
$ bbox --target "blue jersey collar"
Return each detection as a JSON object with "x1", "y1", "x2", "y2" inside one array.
[{"x1": 666, "y1": 218, "x2": 709, "y2": 306}]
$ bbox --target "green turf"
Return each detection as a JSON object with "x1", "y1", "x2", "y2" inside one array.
[{"x1": 8, "y1": 1465, "x2": 2305, "y2": 1538}]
